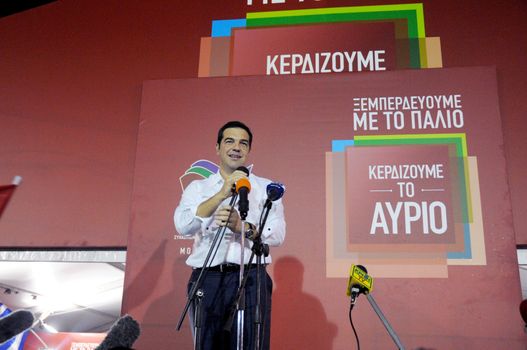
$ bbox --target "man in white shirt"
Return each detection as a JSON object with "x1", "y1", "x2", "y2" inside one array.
[{"x1": 174, "y1": 120, "x2": 286, "y2": 350}]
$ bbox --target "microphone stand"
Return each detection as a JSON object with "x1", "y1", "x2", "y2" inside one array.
[
  {"x1": 253, "y1": 201, "x2": 272, "y2": 350},
  {"x1": 365, "y1": 293, "x2": 406, "y2": 350},
  {"x1": 237, "y1": 217, "x2": 247, "y2": 350},
  {"x1": 176, "y1": 194, "x2": 238, "y2": 350},
  {"x1": 251, "y1": 235, "x2": 269, "y2": 350},
  {"x1": 225, "y1": 201, "x2": 272, "y2": 350},
  {"x1": 235, "y1": 182, "x2": 250, "y2": 350},
  {"x1": 224, "y1": 239, "x2": 269, "y2": 350}
]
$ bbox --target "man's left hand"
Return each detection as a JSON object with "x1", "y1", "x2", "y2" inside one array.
[{"x1": 214, "y1": 205, "x2": 241, "y2": 233}]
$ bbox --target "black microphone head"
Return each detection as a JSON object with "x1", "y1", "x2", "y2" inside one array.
[
  {"x1": 0, "y1": 310, "x2": 35, "y2": 345},
  {"x1": 520, "y1": 300, "x2": 527, "y2": 324},
  {"x1": 95, "y1": 315, "x2": 140, "y2": 350},
  {"x1": 356, "y1": 265, "x2": 367, "y2": 273},
  {"x1": 266, "y1": 182, "x2": 285, "y2": 202},
  {"x1": 235, "y1": 166, "x2": 250, "y2": 176}
]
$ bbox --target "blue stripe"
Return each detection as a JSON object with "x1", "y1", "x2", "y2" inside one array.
[
  {"x1": 332, "y1": 139, "x2": 355, "y2": 152},
  {"x1": 0, "y1": 303, "x2": 11, "y2": 318},
  {"x1": 211, "y1": 19, "x2": 247, "y2": 37}
]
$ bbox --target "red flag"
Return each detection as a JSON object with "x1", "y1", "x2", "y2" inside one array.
[{"x1": 0, "y1": 184, "x2": 17, "y2": 218}]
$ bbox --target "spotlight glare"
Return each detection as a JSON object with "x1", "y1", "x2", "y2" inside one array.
[{"x1": 41, "y1": 322, "x2": 59, "y2": 333}]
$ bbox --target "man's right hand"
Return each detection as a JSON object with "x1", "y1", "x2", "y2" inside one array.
[
  {"x1": 196, "y1": 170, "x2": 248, "y2": 218},
  {"x1": 219, "y1": 170, "x2": 248, "y2": 200}
]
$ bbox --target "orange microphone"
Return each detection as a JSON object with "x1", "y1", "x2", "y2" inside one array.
[{"x1": 236, "y1": 178, "x2": 251, "y2": 219}]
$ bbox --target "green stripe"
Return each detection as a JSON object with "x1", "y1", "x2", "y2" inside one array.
[
  {"x1": 246, "y1": 4, "x2": 423, "y2": 18},
  {"x1": 354, "y1": 133, "x2": 467, "y2": 156},
  {"x1": 246, "y1": 4, "x2": 425, "y2": 37},
  {"x1": 354, "y1": 137, "x2": 462, "y2": 156},
  {"x1": 247, "y1": 11, "x2": 420, "y2": 38},
  {"x1": 186, "y1": 167, "x2": 213, "y2": 178}
]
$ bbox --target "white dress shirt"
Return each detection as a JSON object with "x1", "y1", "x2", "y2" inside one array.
[{"x1": 174, "y1": 171, "x2": 286, "y2": 268}]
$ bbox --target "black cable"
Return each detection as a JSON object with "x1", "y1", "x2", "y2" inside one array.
[
  {"x1": 349, "y1": 303, "x2": 360, "y2": 350},
  {"x1": 258, "y1": 202, "x2": 266, "y2": 227}
]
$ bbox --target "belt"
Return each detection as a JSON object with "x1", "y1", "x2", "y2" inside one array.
[{"x1": 196, "y1": 263, "x2": 265, "y2": 273}]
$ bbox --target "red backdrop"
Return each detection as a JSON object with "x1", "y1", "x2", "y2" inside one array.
[
  {"x1": 123, "y1": 68, "x2": 522, "y2": 349},
  {"x1": 0, "y1": 1, "x2": 526, "y2": 349}
]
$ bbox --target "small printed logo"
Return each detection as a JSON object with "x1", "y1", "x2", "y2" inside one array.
[
  {"x1": 179, "y1": 160, "x2": 253, "y2": 190},
  {"x1": 179, "y1": 160, "x2": 219, "y2": 190}
]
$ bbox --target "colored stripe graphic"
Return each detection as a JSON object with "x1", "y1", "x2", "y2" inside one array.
[
  {"x1": 333, "y1": 133, "x2": 473, "y2": 260},
  {"x1": 245, "y1": 4, "x2": 426, "y2": 68},
  {"x1": 203, "y1": 3, "x2": 436, "y2": 76},
  {"x1": 353, "y1": 134, "x2": 472, "y2": 224},
  {"x1": 189, "y1": 160, "x2": 219, "y2": 174},
  {"x1": 246, "y1": 4, "x2": 425, "y2": 37}
]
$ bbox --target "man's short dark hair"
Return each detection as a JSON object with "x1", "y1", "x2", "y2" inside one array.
[{"x1": 217, "y1": 120, "x2": 253, "y2": 148}]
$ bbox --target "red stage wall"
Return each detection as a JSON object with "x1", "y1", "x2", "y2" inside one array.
[
  {"x1": 0, "y1": 1, "x2": 526, "y2": 349},
  {"x1": 0, "y1": 1, "x2": 526, "y2": 246}
]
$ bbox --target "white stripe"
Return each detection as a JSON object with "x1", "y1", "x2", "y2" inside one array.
[
  {"x1": 0, "y1": 303, "x2": 10, "y2": 317},
  {"x1": 7, "y1": 335, "x2": 22, "y2": 350},
  {"x1": 0, "y1": 332, "x2": 26, "y2": 350}
]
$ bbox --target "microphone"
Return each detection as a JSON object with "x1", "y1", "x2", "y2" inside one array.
[
  {"x1": 346, "y1": 265, "x2": 373, "y2": 304},
  {"x1": 0, "y1": 310, "x2": 35, "y2": 345},
  {"x1": 266, "y1": 182, "x2": 285, "y2": 204},
  {"x1": 230, "y1": 166, "x2": 250, "y2": 193},
  {"x1": 94, "y1": 315, "x2": 141, "y2": 350},
  {"x1": 236, "y1": 177, "x2": 251, "y2": 220},
  {"x1": 520, "y1": 299, "x2": 527, "y2": 324},
  {"x1": 235, "y1": 166, "x2": 250, "y2": 176}
]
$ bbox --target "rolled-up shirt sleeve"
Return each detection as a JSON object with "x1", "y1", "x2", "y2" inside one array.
[
  {"x1": 259, "y1": 199, "x2": 286, "y2": 247},
  {"x1": 174, "y1": 181, "x2": 212, "y2": 237}
]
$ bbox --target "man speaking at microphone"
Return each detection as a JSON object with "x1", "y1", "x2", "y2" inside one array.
[{"x1": 174, "y1": 120, "x2": 286, "y2": 350}]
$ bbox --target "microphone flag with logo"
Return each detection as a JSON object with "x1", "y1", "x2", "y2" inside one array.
[{"x1": 346, "y1": 265, "x2": 373, "y2": 297}]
